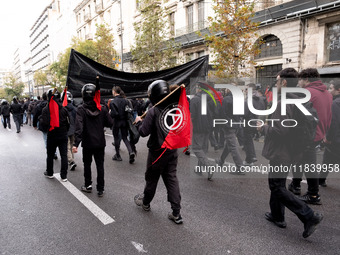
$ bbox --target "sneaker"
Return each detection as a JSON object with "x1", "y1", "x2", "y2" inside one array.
[
  {"x1": 70, "y1": 162, "x2": 77, "y2": 171},
  {"x1": 299, "y1": 193, "x2": 322, "y2": 205},
  {"x1": 129, "y1": 152, "x2": 135, "y2": 164},
  {"x1": 303, "y1": 212, "x2": 323, "y2": 238},
  {"x1": 112, "y1": 154, "x2": 122, "y2": 161},
  {"x1": 134, "y1": 194, "x2": 151, "y2": 211},
  {"x1": 243, "y1": 160, "x2": 254, "y2": 166},
  {"x1": 168, "y1": 212, "x2": 183, "y2": 224},
  {"x1": 288, "y1": 183, "x2": 301, "y2": 195},
  {"x1": 81, "y1": 185, "x2": 92, "y2": 193},
  {"x1": 265, "y1": 212, "x2": 287, "y2": 228},
  {"x1": 98, "y1": 190, "x2": 104, "y2": 197},
  {"x1": 44, "y1": 171, "x2": 54, "y2": 179},
  {"x1": 61, "y1": 178, "x2": 68, "y2": 182}
]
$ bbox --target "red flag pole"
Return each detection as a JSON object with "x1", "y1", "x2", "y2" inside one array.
[
  {"x1": 139, "y1": 84, "x2": 185, "y2": 120},
  {"x1": 62, "y1": 86, "x2": 68, "y2": 107}
]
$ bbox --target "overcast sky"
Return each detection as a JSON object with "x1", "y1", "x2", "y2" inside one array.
[{"x1": 0, "y1": 0, "x2": 50, "y2": 70}]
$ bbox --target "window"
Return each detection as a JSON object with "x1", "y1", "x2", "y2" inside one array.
[
  {"x1": 326, "y1": 22, "x2": 340, "y2": 62},
  {"x1": 256, "y1": 64, "x2": 282, "y2": 87},
  {"x1": 170, "y1": 12, "x2": 175, "y2": 35},
  {"x1": 187, "y1": 5, "x2": 193, "y2": 32},
  {"x1": 198, "y1": 0, "x2": 204, "y2": 27},
  {"x1": 255, "y1": 35, "x2": 282, "y2": 59}
]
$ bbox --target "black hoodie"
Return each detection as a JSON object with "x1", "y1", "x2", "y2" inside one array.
[{"x1": 74, "y1": 101, "x2": 113, "y2": 148}]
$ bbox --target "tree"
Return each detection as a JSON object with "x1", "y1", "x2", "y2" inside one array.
[
  {"x1": 4, "y1": 73, "x2": 25, "y2": 99},
  {"x1": 33, "y1": 70, "x2": 48, "y2": 93},
  {"x1": 95, "y1": 23, "x2": 117, "y2": 69},
  {"x1": 203, "y1": 0, "x2": 262, "y2": 79},
  {"x1": 131, "y1": 0, "x2": 180, "y2": 72},
  {"x1": 49, "y1": 23, "x2": 117, "y2": 86}
]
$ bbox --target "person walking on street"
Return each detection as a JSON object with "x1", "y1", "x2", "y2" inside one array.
[
  {"x1": 319, "y1": 79, "x2": 340, "y2": 186},
  {"x1": 41, "y1": 89, "x2": 70, "y2": 181},
  {"x1": 1, "y1": 100, "x2": 11, "y2": 130},
  {"x1": 134, "y1": 80, "x2": 183, "y2": 224},
  {"x1": 73, "y1": 83, "x2": 113, "y2": 197},
  {"x1": 259, "y1": 67, "x2": 323, "y2": 238},
  {"x1": 10, "y1": 96, "x2": 22, "y2": 133},
  {"x1": 110, "y1": 86, "x2": 135, "y2": 163},
  {"x1": 63, "y1": 91, "x2": 77, "y2": 171},
  {"x1": 289, "y1": 68, "x2": 332, "y2": 205}
]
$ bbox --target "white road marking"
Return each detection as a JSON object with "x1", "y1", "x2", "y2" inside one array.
[
  {"x1": 54, "y1": 174, "x2": 115, "y2": 225},
  {"x1": 131, "y1": 241, "x2": 148, "y2": 253},
  {"x1": 190, "y1": 154, "x2": 307, "y2": 183}
]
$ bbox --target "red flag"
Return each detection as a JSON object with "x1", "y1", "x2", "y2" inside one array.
[
  {"x1": 49, "y1": 95, "x2": 59, "y2": 131},
  {"x1": 265, "y1": 87, "x2": 273, "y2": 103},
  {"x1": 160, "y1": 86, "x2": 191, "y2": 150},
  {"x1": 62, "y1": 87, "x2": 68, "y2": 107},
  {"x1": 94, "y1": 76, "x2": 101, "y2": 111}
]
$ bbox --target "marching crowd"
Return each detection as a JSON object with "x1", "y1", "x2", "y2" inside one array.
[{"x1": 0, "y1": 67, "x2": 339, "y2": 237}]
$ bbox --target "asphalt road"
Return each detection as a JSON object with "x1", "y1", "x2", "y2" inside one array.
[{"x1": 0, "y1": 124, "x2": 339, "y2": 255}]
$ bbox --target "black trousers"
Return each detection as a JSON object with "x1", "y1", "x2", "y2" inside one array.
[
  {"x1": 112, "y1": 126, "x2": 132, "y2": 155},
  {"x1": 46, "y1": 134, "x2": 68, "y2": 179},
  {"x1": 143, "y1": 149, "x2": 181, "y2": 214},
  {"x1": 83, "y1": 147, "x2": 105, "y2": 191},
  {"x1": 3, "y1": 116, "x2": 11, "y2": 129},
  {"x1": 292, "y1": 141, "x2": 320, "y2": 195},
  {"x1": 268, "y1": 161, "x2": 314, "y2": 223}
]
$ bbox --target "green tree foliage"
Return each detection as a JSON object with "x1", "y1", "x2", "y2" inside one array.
[
  {"x1": 95, "y1": 23, "x2": 116, "y2": 69},
  {"x1": 33, "y1": 70, "x2": 48, "y2": 92},
  {"x1": 131, "y1": 0, "x2": 180, "y2": 72},
  {"x1": 204, "y1": 0, "x2": 262, "y2": 79},
  {"x1": 4, "y1": 73, "x2": 25, "y2": 99},
  {"x1": 49, "y1": 23, "x2": 117, "y2": 86}
]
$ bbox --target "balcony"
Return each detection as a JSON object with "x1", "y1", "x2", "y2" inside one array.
[
  {"x1": 84, "y1": 13, "x2": 91, "y2": 22},
  {"x1": 95, "y1": 3, "x2": 104, "y2": 13},
  {"x1": 176, "y1": 21, "x2": 206, "y2": 37},
  {"x1": 85, "y1": 33, "x2": 93, "y2": 40}
]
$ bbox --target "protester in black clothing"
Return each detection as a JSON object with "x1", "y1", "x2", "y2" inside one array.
[
  {"x1": 319, "y1": 79, "x2": 340, "y2": 186},
  {"x1": 216, "y1": 88, "x2": 244, "y2": 174},
  {"x1": 1, "y1": 100, "x2": 11, "y2": 130},
  {"x1": 63, "y1": 91, "x2": 77, "y2": 171},
  {"x1": 110, "y1": 86, "x2": 135, "y2": 163},
  {"x1": 10, "y1": 97, "x2": 22, "y2": 133},
  {"x1": 190, "y1": 85, "x2": 214, "y2": 179},
  {"x1": 41, "y1": 89, "x2": 70, "y2": 181},
  {"x1": 258, "y1": 68, "x2": 323, "y2": 238},
  {"x1": 73, "y1": 83, "x2": 113, "y2": 197},
  {"x1": 243, "y1": 83, "x2": 266, "y2": 165},
  {"x1": 134, "y1": 80, "x2": 183, "y2": 224}
]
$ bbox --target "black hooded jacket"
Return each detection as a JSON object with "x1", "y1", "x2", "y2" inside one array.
[{"x1": 74, "y1": 101, "x2": 113, "y2": 148}]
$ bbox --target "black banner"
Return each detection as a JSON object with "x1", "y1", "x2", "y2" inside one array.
[{"x1": 66, "y1": 49, "x2": 209, "y2": 99}]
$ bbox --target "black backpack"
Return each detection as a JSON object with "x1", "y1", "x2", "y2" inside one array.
[{"x1": 292, "y1": 101, "x2": 319, "y2": 151}]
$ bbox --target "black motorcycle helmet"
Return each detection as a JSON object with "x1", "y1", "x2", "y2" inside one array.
[
  {"x1": 81, "y1": 83, "x2": 96, "y2": 102},
  {"x1": 61, "y1": 91, "x2": 73, "y2": 102},
  {"x1": 47, "y1": 88, "x2": 60, "y2": 101},
  {"x1": 147, "y1": 80, "x2": 169, "y2": 105}
]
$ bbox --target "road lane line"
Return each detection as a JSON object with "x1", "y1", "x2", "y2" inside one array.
[{"x1": 54, "y1": 174, "x2": 115, "y2": 225}]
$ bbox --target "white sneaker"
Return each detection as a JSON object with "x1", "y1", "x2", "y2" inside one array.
[{"x1": 61, "y1": 178, "x2": 68, "y2": 182}]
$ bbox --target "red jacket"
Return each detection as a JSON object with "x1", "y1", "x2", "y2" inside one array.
[{"x1": 305, "y1": 80, "x2": 332, "y2": 142}]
